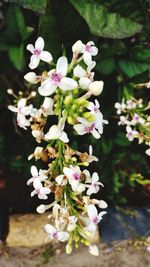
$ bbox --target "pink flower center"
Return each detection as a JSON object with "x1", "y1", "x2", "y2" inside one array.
[
  {"x1": 33, "y1": 49, "x2": 41, "y2": 56},
  {"x1": 85, "y1": 123, "x2": 96, "y2": 133},
  {"x1": 85, "y1": 45, "x2": 92, "y2": 53},
  {"x1": 92, "y1": 216, "x2": 99, "y2": 225},
  {"x1": 72, "y1": 173, "x2": 80, "y2": 180},
  {"x1": 51, "y1": 72, "x2": 62, "y2": 84},
  {"x1": 52, "y1": 232, "x2": 58, "y2": 239}
]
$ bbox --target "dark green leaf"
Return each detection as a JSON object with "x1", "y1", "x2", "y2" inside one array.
[
  {"x1": 118, "y1": 59, "x2": 150, "y2": 77},
  {"x1": 69, "y1": 0, "x2": 143, "y2": 38},
  {"x1": 115, "y1": 132, "x2": 130, "y2": 147},
  {"x1": 96, "y1": 58, "x2": 116, "y2": 75},
  {"x1": 8, "y1": 44, "x2": 25, "y2": 71},
  {"x1": 11, "y1": 0, "x2": 48, "y2": 14}
]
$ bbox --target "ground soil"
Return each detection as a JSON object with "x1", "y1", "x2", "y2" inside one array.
[{"x1": 0, "y1": 214, "x2": 150, "y2": 267}]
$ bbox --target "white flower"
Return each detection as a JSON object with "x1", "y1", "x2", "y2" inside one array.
[
  {"x1": 27, "y1": 37, "x2": 53, "y2": 69},
  {"x1": 28, "y1": 146, "x2": 43, "y2": 160},
  {"x1": 24, "y1": 72, "x2": 41, "y2": 84},
  {"x1": 8, "y1": 98, "x2": 32, "y2": 129},
  {"x1": 87, "y1": 145, "x2": 98, "y2": 163},
  {"x1": 82, "y1": 41, "x2": 98, "y2": 65},
  {"x1": 41, "y1": 97, "x2": 54, "y2": 116},
  {"x1": 126, "y1": 99, "x2": 136, "y2": 110},
  {"x1": 31, "y1": 179, "x2": 51, "y2": 199},
  {"x1": 67, "y1": 216, "x2": 77, "y2": 232},
  {"x1": 74, "y1": 117, "x2": 101, "y2": 139},
  {"x1": 45, "y1": 118, "x2": 69, "y2": 143},
  {"x1": 44, "y1": 224, "x2": 69, "y2": 242},
  {"x1": 72, "y1": 40, "x2": 84, "y2": 54},
  {"x1": 73, "y1": 65, "x2": 91, "y2": 89},
  {"x1": 27, "y1": 165, "x2": 48, "y2": 185},
  {"x1": 131, "y1": 113, "x2": 145, "y2": 125},
  {"x1": 63, "y1": 165, "x2": 81, "y2": 192},
  {"x1": 118, "y1": 116, "x2": 129, "y2": 126},
  {"x1": 32, "y1": 129, "x2": 44, "y2": 143},
  {"x1": 115, "y1": 102, "x2": 126, "y2": 114},
  {"x1": 88, "y1": 81, "x2": 103, "y2": 96},
  {"x1": 88, "y1": 244, "x2": 99, "y2": 256},
  {"x1": 86, "y1": 204, "x2": 107, "y2": 234},
  {"x1": 145, "y1": 148, "x2": 150, "y2": 156},
  {"x1": 126, "y1": 126, "x2": 139, "y2": 141},
  {"x1": 86, "y1": 172, "x2": 103, "y2": 196},
  {"x1": 55, "y1": 174, "x2": 67, "y2": 186},
  {"x1": 38, "y1": 56, "x2": 78, "y2": 96}
]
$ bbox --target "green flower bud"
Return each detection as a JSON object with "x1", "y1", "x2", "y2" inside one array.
[
  {"x1": 71, "y1": 104, "x2": 78, "y2": 111},
  {"x1": 64, "y1": 95, "x2": 73, "y2": 105},
  {"x1": 67, "y1": 116, "x2": 75, "y2": 125},
  {"x1": 73, "y1": 88, "x2": 79, "y2": 95}
]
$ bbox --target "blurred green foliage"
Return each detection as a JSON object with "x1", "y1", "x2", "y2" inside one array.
[{"x1": 0, "y1": 0, "x2": 149, "y2": 205}]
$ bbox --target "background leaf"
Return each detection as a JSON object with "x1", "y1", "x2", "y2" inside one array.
[
  {"x1": 11, "y1": 0, "x2": 48, "y2": 14},
  {"x1": 69, "y1": 0, "x2": 143, "y2": 38}
]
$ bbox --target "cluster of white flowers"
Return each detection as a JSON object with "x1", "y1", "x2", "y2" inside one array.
[
  {"x1": 8, "y1": 37, "x2": 108, "y2": 256},
  {"x1": 115, "y1": 98, "x2": 150, "y2": 156}
]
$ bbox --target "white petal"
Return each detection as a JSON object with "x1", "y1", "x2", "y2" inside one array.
[
  {"x1": 72, "y1": 40, "x2": 84, "y2": 53},
  {"x1": 98, "y1": 211, "x2": 107, "y2": 221},
  {"x1": 74, "y1": 65, "x2": 86, "y2": 78},
  {"x1": 91, "y1": 46, "x2": 98, "y2": 56},
  {"x1": 57, "y1": 231, "x2": 69, "y2": 242},
  {"x1": 27, "y1": 44, "x2": 34, "y2": 53},
  {"x1": 18, "y1": 98, "x2": 26, "y2": 108},
  {"x1": 31, "y1": 165, "x2": 38, "y2": 177},
  {"x1": 92, "y1": 172, "x2": 99, "y2": 183},
  {"x1": 74, "y1": 124, "x2": 86, "y2": 135},
  {"x1": 88, "y1": 244, "x2": 99, "y2": 256},
  {"x1": 44, "y1": 224, "x2": 56, "y2": 235},
  {"x1": 146, "y1": 148, "x2": 150, "y2": 156},
  {"x1": 59, "y1": 131, "x2": 69, "y2": 143},
  {"x1": 59, "y1": 77, "x2": 78, "y2": 91},
  {"x1": 24, "y1": 72, "x2": 38, "y2": 84},
  {"x1": 63, "y1": 167, "x2": 74, "y2": 179},
  {"x1": 38, "y1": 81, "x2": 56, "y2": 96},
  {"x1": 35, "y1": 37, "x2": 44, "y2": 50},
  {"x1": 83, "y1": 51, "x2": 92, "y2": 65},
  {"x1": 55, "y1": 175, "x2": 64, "y2": 185},
  {"x1": 40, "y1": 51, "x2": 53, "y2": 63},
  {"x1": 56, "y1": 56, "x2": 68, "y2": 76},
  {"x1": 42, "y1": 97, "x2": 53, "y2": 109},
  {"x1": 8, "y1": 105, "x2": 18, "y2": 113},
  {"x1": 86, "y1": 222, "x2": 96, "y2": 234},
  {"x1": 87, "y1": 204, "x2": 97, "y2": 219},
  {"x1": 29, "y1": 55, "x2": 40, "y2": 69},
  {"x1": 79, "y1": 77, "x2": 91, "y2": 89},
  {"x1": 92, "y1": 129, "x2": 100, "y2": 139}
]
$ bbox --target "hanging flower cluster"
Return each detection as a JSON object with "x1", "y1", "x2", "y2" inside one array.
[
  {"x1": 115, "y1": 97, "x2": 150, "y2": 156},
  {"x1": 8, "y1": 37, "x2": 108, "y2": 256}
]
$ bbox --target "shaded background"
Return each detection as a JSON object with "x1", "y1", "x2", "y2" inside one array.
[{"x1": 0, "y1": 0, "x2": 150, "y2": 214}]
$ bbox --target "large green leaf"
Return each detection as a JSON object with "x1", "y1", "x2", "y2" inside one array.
[
  {"x1": 69, "y1": 0, "x2": 143, "y2": 38},
  {"x1": 118, "y1": 60, "x2": 150, "y2": 77},
  {"x1": 11, "y1": 0, "x2": 48, "y2": 14},
  {"x1": 8, "y1": 44, "x2": 25, "y2": 71},
  {"x1": 5, "y1": 4, "x2": 34, "y2": 42}
]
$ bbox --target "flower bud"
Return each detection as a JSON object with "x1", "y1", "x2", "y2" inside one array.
[
  {"x1": 31, "y1": 91, "x2": 37, "y2": 97},
  {"x1": 72, "y1": 40, "x2": 84, "y2": 54},
  {"x1": 66, "y1": 243, "x2": 72, "y2": 254},
  {"x1": 67, "y1": 116, "x2": 75, "y2": 125},
  {"x1": 24, "y1": 72, "x2": 39, "y2": 84},
  {"x1": 88, "y1": 245, "x2": 99, "y2": 256},
  {"x1": 64, "y1": 95, "x2": 73, "y2": 105},
  {"x1": 89, "y1": 81, "x2": 104, "y2": 96},
  {"x1": 7, "y1": 89, "x2": 13, "y2": 95},
  {"x1": 98, "y1": 200, "x2": 108, "y2": 209},
  {"x1": 36, "y1": 204, "x2": 46, "y2": 213}
]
